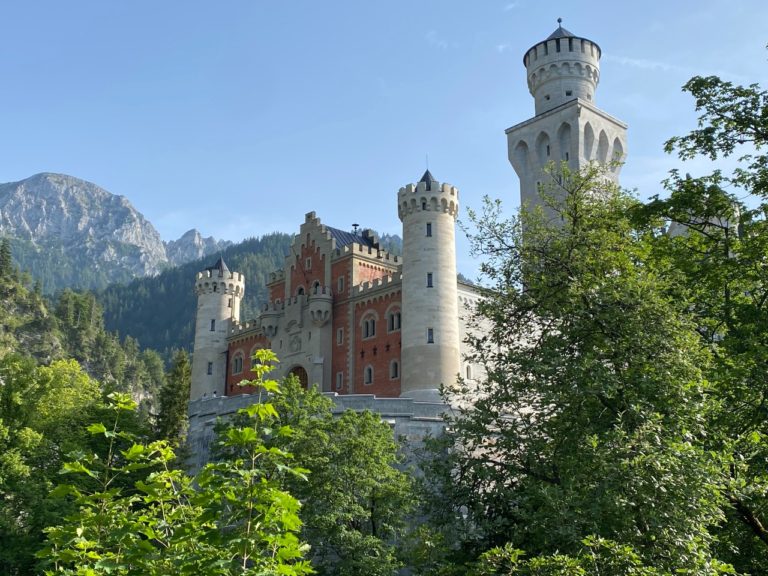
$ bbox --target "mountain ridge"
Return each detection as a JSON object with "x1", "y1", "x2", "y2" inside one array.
[{"x1": 0, "y1": 172, "x2": 230, "y2": 292}]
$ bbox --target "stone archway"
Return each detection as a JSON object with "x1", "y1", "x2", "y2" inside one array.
[{"x1": 288, "y1": 365, "x2": 308, "y2": 389}]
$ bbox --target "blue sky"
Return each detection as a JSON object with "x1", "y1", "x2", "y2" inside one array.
[{"x1": 0, "y1": 1, "x2": 765, "y2": 275}]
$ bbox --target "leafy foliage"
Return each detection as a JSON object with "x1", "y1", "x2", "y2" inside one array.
[
  {"x1": 40, "y1": 358, "x2": 313, "y2": 575},
  {"x1": 216, "y1": 351, "x2": 415, "y2": 576},
  {"x1": 420, "y1": 165, "x2": 729, "y2": 573}
]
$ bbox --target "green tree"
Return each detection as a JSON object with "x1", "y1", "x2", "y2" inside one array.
[
  {"x1": 217, "y1": 353, "x2": 414, "y2": 576},
  {"x1": 636, "y1": 74, "x2": 768, "y2": 574},
  {"x1": 0, "y1": 237, "x2": 13, "y2": 277},
  {"x1": 0, "y1": 356, "x2": 105, "y2": 575},
  {"x1": 421, "y1": 165, "x2": 728, "y2": 573},
  {"x1": 40, "y1": 351, "x2": 312, "y2": 575},
  {"x1": 156, "y1": 349, "x2": 191, "y2": 442}
]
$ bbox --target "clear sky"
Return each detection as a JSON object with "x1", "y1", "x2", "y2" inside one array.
[{"x1": 0, "y1": 1, "x2": 765, "y2": 276}]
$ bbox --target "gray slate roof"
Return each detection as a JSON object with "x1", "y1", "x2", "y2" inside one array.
[
  {"x1": 206, "y1": 256, "x2": 229, "y2": 276},
  {"x1": 326, "y1": 226, "x2": 377, "y2": 249}
]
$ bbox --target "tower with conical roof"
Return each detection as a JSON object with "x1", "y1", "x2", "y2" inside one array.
[
  {"x1": 506, "y1": 20, "x2": 627, "y2": 217},
  {"x1": 398, "y1": 170, "x2": 461, "y2": 400},
  {"x1": 190, "y1": 257, "x2": 245, "y2": 400}
]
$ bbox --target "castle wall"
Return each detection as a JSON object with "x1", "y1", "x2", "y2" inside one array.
[
  {"x1": 187, "y1": 391, "x2": 452, "y2": 473},
  {"x1": 353, "y1": 289, "x2": 402, "y2": 397}
]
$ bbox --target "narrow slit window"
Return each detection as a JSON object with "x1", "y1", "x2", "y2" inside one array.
[
  {"x1": 427, "y1": 328, "x2": 434, "y2": 344},
  {"x1": 426, "y1": 222, "x2": 432, "y2": 237},
  {"x1": 210, "y1": 319, "x2": 215, "y2": 331}
]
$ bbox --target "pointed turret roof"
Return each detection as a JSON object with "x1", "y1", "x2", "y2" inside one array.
[
  {"x1": 207, "y1": 256, "x2": 229, "y2": 277},
  {"x1": 419, "y1": 169, "x2": 436, "y2": 183},
  {"x1": 547, "y1": 22, "x2": 575, "y2": 39}
]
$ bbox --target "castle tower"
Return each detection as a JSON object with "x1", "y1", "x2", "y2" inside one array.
[
  {"x1": 506, "y1": 20, "x2": 627, "y2": 217},
  {"x1": 190, "y1": 257, "x2": 245, "y2": 400},
  {"x1": 398, "y1": 170, "x2": 461, "y2": 401}
]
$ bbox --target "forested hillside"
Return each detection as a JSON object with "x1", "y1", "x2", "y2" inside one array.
[{"x1": 97, "y1": 233, "x2": 294, "y2": 355}]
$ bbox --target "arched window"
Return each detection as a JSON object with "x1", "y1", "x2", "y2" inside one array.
[
  {"x1": 388, "y1": 310, "x2": 401, "y2": 332},
  {"x1": 297, "y1": 286, "x2": 305, "y2": 296},
  {"x1": 466, "y1": 364, "x2": 473, "y2": 380},
  {"x1": 313, "y1": 281, "x2": 321, "y2": 294},
  {"x1": 362, "y1": 313, "x2": 376, "y2": 339},
  {"x1": 232, "y1": 353, "x2": 244, "y2": 375},
  {"x1": 390, "y1": 360, "x2": 399, "y2": 380},
  {"x1": 364, "y1": 365, "x2": 374, "y2": 385}
]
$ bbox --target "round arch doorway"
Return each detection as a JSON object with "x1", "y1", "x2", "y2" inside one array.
[{"x1": 287, "y1": 365, "x2": 308, "y2": 389}]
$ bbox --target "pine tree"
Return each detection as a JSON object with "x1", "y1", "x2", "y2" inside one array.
[
  {"x1": 156, "y1": 349, "x2": 191, "y2": 442},
  {"x1": 0, "y1": 238, "x2": 12, "y2": 277}
]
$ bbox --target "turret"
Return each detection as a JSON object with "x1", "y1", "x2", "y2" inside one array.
[
  {"x1": 398, "y1": 170, "x2": 461, "y2": 401},
  {"x1": 524, "y1": 19, "x2": 601, "y2": 116},
  {"x1": 506, "y1": 21, "x2": 627, "y2": 220},
  {"x1": 190, "y1": 257, "x2": 245, "y2": 400}
]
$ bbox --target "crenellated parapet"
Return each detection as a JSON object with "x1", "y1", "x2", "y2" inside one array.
[
  {"x1": 397, "y1": 180, "x2": 460, "y2": 221},
  {"x1": 522, "y1": 22, "x2": 601, "y2": 116},
  {"x1": 195, "y1": 270, "x2": 245, "y2": 297},
  {"x1": 351, "y1": 273, "x2": 402, "y2": 299}
]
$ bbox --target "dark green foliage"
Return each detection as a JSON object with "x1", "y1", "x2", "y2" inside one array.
[
  {"x1": 217, "y1": 356, "x2": 415, "y2": 576},
  {"x1": 156, "y1": 349, "x2": 191, "y2": 442},
  {"x1": 0, "y1": 237, "x2": 13, "y2": 278},
  {"x1": 420, "y1": 166, "x2": 728, "y2": 573},
  {"x1": 97, "y1": 233, "x2": 293, "y2": 356}
]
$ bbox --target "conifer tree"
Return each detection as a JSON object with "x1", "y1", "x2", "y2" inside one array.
[{"x1": 156, "y1": 349, "x2": 191, "y2": 442}]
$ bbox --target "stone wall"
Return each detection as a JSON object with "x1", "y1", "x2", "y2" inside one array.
[{"x1": 186, "y1": 391, "x2": 452, "y2": 472}]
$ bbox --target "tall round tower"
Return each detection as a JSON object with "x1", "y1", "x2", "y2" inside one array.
[
  {"x1": 524, "y1": 19, "x2": 601, "y2": 116},
  {"x1": 190, "y1": 257, "x2": 245, "y2": 400},
  {"x1": 398, "y1": 170, "x2": 461, "y2": 401},
  {"x1": 507, "y1": 21, "x2": 627, "y2": 220}
]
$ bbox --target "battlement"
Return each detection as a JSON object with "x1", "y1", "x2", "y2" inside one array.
[
  {"x1": 195, "y1": 271, "x2": 245, "y2": 296},
  {"x1": 335, "y1": 242, "x2": 400, "y2": 263},
  {"x1": 351, "y1": 273, "x2": 402, "y2": 298},
  {"x1": 522, "y1": 29, "x2": 601, "y2": 116},
  {"x1": 228, "y1": 319, "x2": 263, "y2": 337},
  {"x1": 397, "y1": 180, "x2": 460, "y2": 220}
]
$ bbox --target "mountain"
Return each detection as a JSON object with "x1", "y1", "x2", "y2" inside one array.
[
  {"x1": 165, "y1": 228, "x2": 232, "y2": 266},
  {"x1": 98, "y1": 233, "x2": 294, "y2": 356},
  {"x1": 0, "y1": 173, "x2": 228, "y2": 293}
]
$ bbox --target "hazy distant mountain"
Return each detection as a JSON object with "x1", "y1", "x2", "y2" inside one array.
[
  {"x1": 0, "y1": 173, "x2": 228, "y2": 292},
  {"x1": 165, "y1": 228, "x2": 232, "y2": 267}
]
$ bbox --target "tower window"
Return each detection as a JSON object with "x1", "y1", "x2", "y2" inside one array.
[
  {"x1": 427, "y1": 328, "x2": 434, "y2": 344},
  {"x1": 422, "y1": 200, "x2": 427, "y2": 210},
  {"x1": 228, "y1": 298, "x2": 232, "y2": 308},
  {"x1": 210, "y1": 319, "x2": 215, "y2": 331},
  {"x1": 337, "y1": 327, "x2": 344, "y2": 345},
  {"x1": 213, "y1": 284, "x2": 217, "y2": 292},
  {"x1": 565, "y1": 90, "x2": 572, "y2": 96},
  {"x1": 568, "y1": 38, "x2": 573, "y2": 51},
  {"x1": 427, "y1": 273, "x2": 433, "y2": 287},
  {"x1": 390, "y1": 360, "x2": 400, "y2": 380},
  {"x1": 565, "y1": 152, "x2": 570, "y2": 161},
  {"x1": 338, "y1": 276, "x2": 345, "y2": 293},
  {"x1": 297, "y1": 286, "x2": 305, "y2": 296},
  {"x1": 544, "y1": 42, "x2": 549, "y2": 56},
  {"x1": 426, "y1": 222, "x2": 432, "y2": 237},
  {"x1": 207, "y1": 362, "x2": 213, "y2": 375},
  {"x1": 364, "y1": 365, "x2": 374, "y2": 385},
  {"x1": 545, "y1": 94, "x2": 550, "y2": 101},
  {"x1": 336, "y1": 372, "x2": 344, "y2": 390},
  {"x1": 546, "y1": 145, "x2": 550, "y2": 157},
  {"x1": 466, "y1": 365, "x2": 473, "y2": 380},
  {"x1": 555, "y1": 38, "x2": 561, "y2": 52}
]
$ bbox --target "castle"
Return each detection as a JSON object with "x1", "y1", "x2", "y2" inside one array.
[{"x1": 187, "y1": 22, "x2": 627, "y2": 465}]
